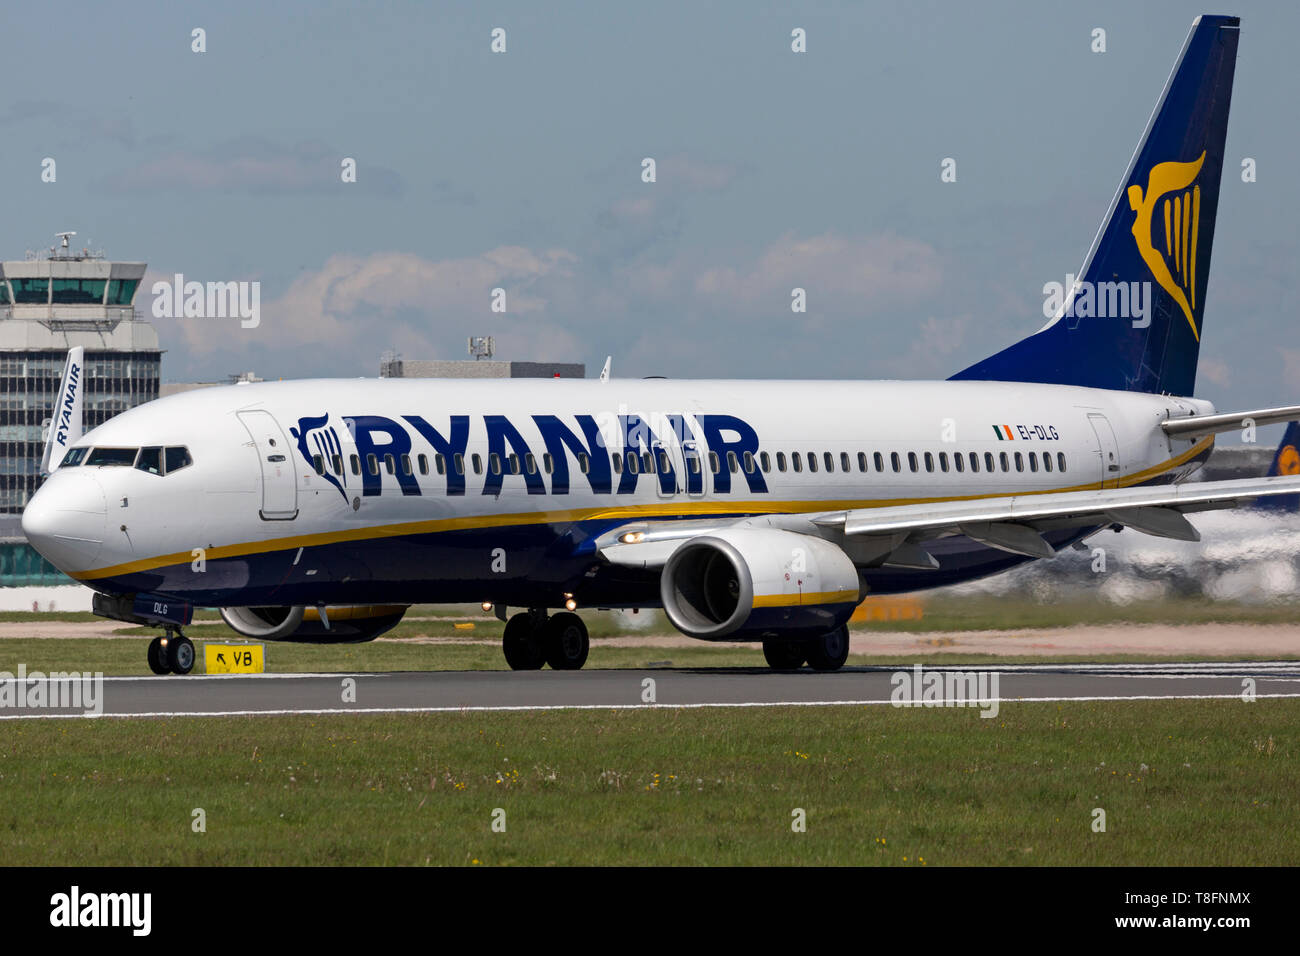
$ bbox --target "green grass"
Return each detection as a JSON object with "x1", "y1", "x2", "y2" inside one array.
[{"x1": 1, "y1": 700, "x2": 1295, "y2": 865}]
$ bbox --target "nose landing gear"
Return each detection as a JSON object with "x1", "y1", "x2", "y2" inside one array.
[
  {"x1": 147, "y1": 628, "x2": 195, "y2": 676},
  {"x1": 502, "y1": 608, "x2": 590, "y2": 671}
]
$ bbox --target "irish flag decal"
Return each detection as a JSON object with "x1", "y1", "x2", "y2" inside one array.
[{"x1": 992, "y1": 425, "x2": 1014, "y2": 440}]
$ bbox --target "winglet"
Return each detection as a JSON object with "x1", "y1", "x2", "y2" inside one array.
[
  {"x1": 40, "y1": 347, "x2": 85, "y2": 475},
  {"x1": 599, "y1": 356, "x2": 612, "y2": 383}
]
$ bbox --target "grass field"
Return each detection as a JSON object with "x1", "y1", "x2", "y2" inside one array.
[{"x1": 0, "y1": 700, "x2": 1294, "y2": 865}]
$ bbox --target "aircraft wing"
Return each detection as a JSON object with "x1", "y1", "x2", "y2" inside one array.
[{"x1": 596, "y1": 474, "x2": 1300, "y2": 568}]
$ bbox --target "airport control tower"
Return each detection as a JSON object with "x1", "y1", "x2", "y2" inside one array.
[{"x1": 0, "y1": 234, "x2": 161, "y2": 585}]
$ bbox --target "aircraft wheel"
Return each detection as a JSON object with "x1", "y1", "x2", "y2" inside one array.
[
  {"x1": 147, "y1": 637, "x2": 170, "y2": 675},
  {"x1": 762, "y1": 640, "x2": 806, "y2": 670},
  {"x1": 166, "y1": 635, "x2": 196, "y2": 675},
  {"x1": 543, "y1": 612, "x2": 589, "y2": 670},
  {"x1": 502, "y1": 612, "x2": 546, "y2": 670},
  {"x1": 806, "y1": 624, "x2": 850, "y2": 672}
]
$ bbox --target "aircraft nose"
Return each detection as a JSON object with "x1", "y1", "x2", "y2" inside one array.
[{"x1": 21, "y1": 472, "x2": 107, "y2": 572}]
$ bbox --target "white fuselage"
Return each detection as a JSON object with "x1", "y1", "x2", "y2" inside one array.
[{"x1": 21, "y1": 377, "x2": 1214, "y2": 608}]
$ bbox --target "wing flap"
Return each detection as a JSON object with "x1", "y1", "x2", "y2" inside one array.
[{"x1": 834, "y1": 475, "x2": 1300, "y2": 538}]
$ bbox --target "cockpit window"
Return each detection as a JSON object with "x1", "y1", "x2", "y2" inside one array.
[
  {"x1": 59, "y1": 447, "x2": 89, "y2": 467},
  {"x1": 136, "y1": 447, "x2": 163, "y2": 475},
  {"x1": 85, "y1": 447, "x2": 139, "y2": 467},
  {"x1": 164, "y1": 446, "x2": 192, "y2": 474}
]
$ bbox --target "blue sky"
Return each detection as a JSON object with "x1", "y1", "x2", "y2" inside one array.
[{"x1": 5, "y1": 0, "x2": 1297, "y2": 418}]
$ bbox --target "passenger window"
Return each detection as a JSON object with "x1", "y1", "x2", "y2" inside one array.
[
  {"x1": 417, "y1": 454, "x2": 428, "y2": 476},
  {"x1": 709, "y1": 452, "x2": 720, "y2": 474},
  {"x1": 661, "y1": 450, "x2": 672, "y2": 473},
  {"x1": 792, "y1": 453, "x2": 803, "y2": 473},
  {"x1": 1014, "y1": 452, "x2": 1024, "y2": 472},
  {"x1": 350, "y1": 454, "x2": 360, "y2": 475},
  {"x1": 435, "y1": 454, "x2": 445, "y2": 475},
  {"x1": 777, "y1": 452, "x2": 787, "y2": 472},
  {"x1": 924, "y1": 452, "x2": 934, "y2": 473},
  {"x1": 401, "y1": 454, "x2": 412, "y2": 476},
  {"x1": 727, "y1": 451, "x2": 738, "y2": 474},
  {"x1": 136, "y1": 447, "x2": 163, "y2": 475},
  {"x1": 824, "y1": 452, "x2": 834, "y2": 472},
  {"x1": 908, "y1": 452, "x2": 918, "y2": 473},
  {"x1": 999, "y1": 452, "x2": 1009, "y2": 472},
  {"x1": 608, "y1": 453, "x2": 618, "y2": 474},
  {"x1": 367, "y1": 454, "x2": 379, "y2": 476},
  {"x1": 1057, "y1": 452, "x2": 1067, "y2": 473},
  {"x1": 743, "y1": 451, "x2": 755, "y2": 474},
  {"x1": 985, "y1": 452, "x2": 994, "y2": 473},
  {"x1": 312, "y1": 454, "x2": 325, "y2": 475},
  {"x1": 760, "y1": 451, "x2": 771, "y2": 473},
  {"x1": 579, "y1": 453, "x2": 591, "y2": 475},
  {"x1": 643, "y1": 452, "x2": 655, "y2": 474},
  {"x1": 969, "y1": 452, "x2": 979, "y2": 473},
  {"x1": 857, "y1": 452, "x2": 867, "y2": 472},
  {"x1": 952, "y1": 453, "x2": 961, "y2": 473},
  {"x1": 688, "y1": 453, "x2": 700, "y2": 474},
  {"x1": 807, "y1": 453, "x2": 818, "y2": 474},
  {"x1": 1043, "y1": 452, "x2": 1053, "y2": 473},
  {"x1": 525, "y1": 453, "x2": 537, "y2": 475},
  {"x1": 1029, "y1": 452, "x2": 1038, "y2": 473},
  {"x1": 332, "y1": 455, "x2": 344, "y2": 475},
  {"x1": 384, "y1": 454, "x2": 395, "y2": 475},
  {"x1": 164, "y1": 446, "x2": 192, "y2": 473},
  {"x1": 489, "y1": 453, "x2": 501, "y2": 475},
  {"x1": 472, "y1": 454, "x2": 482, "y2": 475},
  {"x1": 454, "y1": 453, "x2": 465, "y2": 476},
  {"x1": 628, "y1": 453, "x2": 641, "y2": 475},
  {"x1": 508, "y1": 454, "x2": 520, "y2": 475},
  {"x1": 891, "y1": 452, "x2": 901, "y2": 473},
  {"x1": 874, "y1": 452, "x2": 884, "y2": 472},
  {"x1": 86, "y1": 447, "x2": 138, "y2": 467},
  {"x1": 548, "y1": 453, "x2": 559, "y2": 474}
]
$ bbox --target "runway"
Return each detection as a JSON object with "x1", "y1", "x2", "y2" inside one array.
[{"x1": 3, "y1": 660, "x2": 1300, "y2": 718}]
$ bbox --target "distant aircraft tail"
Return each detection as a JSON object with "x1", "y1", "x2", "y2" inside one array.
[
  {"x1": 1255, "y1": 422, "x2": 1300, "y2": 511},
  {"x1": 39, "y1": 347, "x2": 85, "y2": 475},
  {"x1": 951, "y1": 15, "x2": 1240, "y2": 397}
]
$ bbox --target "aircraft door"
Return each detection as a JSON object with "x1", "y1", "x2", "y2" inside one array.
[
  {"x1": 653, "y1": 441, "x2": 684, "y2": 498},
  {"x1": 238, "y1": 409, "x2": 299, "y2": 519},
  {"x1": 1086, "y1": 413, "x2": 1121, "y2": 489},
  {"x1": 682, "y1": 440, "x2": 706, "y2": 497}
]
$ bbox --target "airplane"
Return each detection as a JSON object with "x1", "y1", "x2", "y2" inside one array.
[{"x1": 21, "y1": 14, "x2": 1300, "y2": 676}]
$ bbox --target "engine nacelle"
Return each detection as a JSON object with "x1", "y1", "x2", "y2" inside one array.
[
  {"x1": 220, "y1": 605, "x2": 408, "y2": 643},
  {"x1": 660, "y1": 529, "x2": 861, "y2": 641}
]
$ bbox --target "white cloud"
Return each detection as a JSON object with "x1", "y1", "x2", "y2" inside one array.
[{"x1": 692, "y1": 233, "x2": 943, "y2": 314}]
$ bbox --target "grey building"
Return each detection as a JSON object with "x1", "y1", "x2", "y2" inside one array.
[
  {"x1": 380, "y1": 358, "x2": 584, "y2": 379},
  {"x1": 1, "y1": 236, "x2": 161, "y2": 585}
]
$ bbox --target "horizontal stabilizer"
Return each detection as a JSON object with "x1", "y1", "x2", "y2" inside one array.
[{"x1": 1162, "y1": 405, "x2": 1300, "y2": 439}]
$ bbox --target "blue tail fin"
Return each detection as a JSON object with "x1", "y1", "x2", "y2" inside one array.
[
  {"x1": 1255, "y1": 422, "x2": 1300, "y2": 511},
  {"x1": 951, "y1": 15, "x2": 1240, "y2": 396}
]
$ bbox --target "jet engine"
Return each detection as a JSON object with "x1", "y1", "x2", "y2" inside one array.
[
  {"x1": 220, "y1": 604, "x2": 408, "y2": 643},
  {"x1": 660, "y1": 529, "x2": 861, "y2": 640}
]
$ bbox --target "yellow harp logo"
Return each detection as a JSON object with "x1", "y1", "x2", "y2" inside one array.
[
  {"x1": 1126, "y1": 150, "x2": 1206, "y2": 341},
  {"x1": 1279, "y1": 444, "x2": 1300, "y2": 476}
]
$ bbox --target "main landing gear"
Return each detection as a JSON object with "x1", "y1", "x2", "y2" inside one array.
[
  {"x1": 762, "y1": 624, "x2": 851, "y2": 672},
  {"x1": 147, "y1": 628, "x2": 196, "y2": 676},
  {"x1": 502, "y1": 609, "x2": 590, "y2": 671}
]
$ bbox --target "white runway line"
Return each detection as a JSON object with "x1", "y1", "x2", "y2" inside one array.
[{"x1": 3, "y1": 691, "x2": 1300, "y2": 720}]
